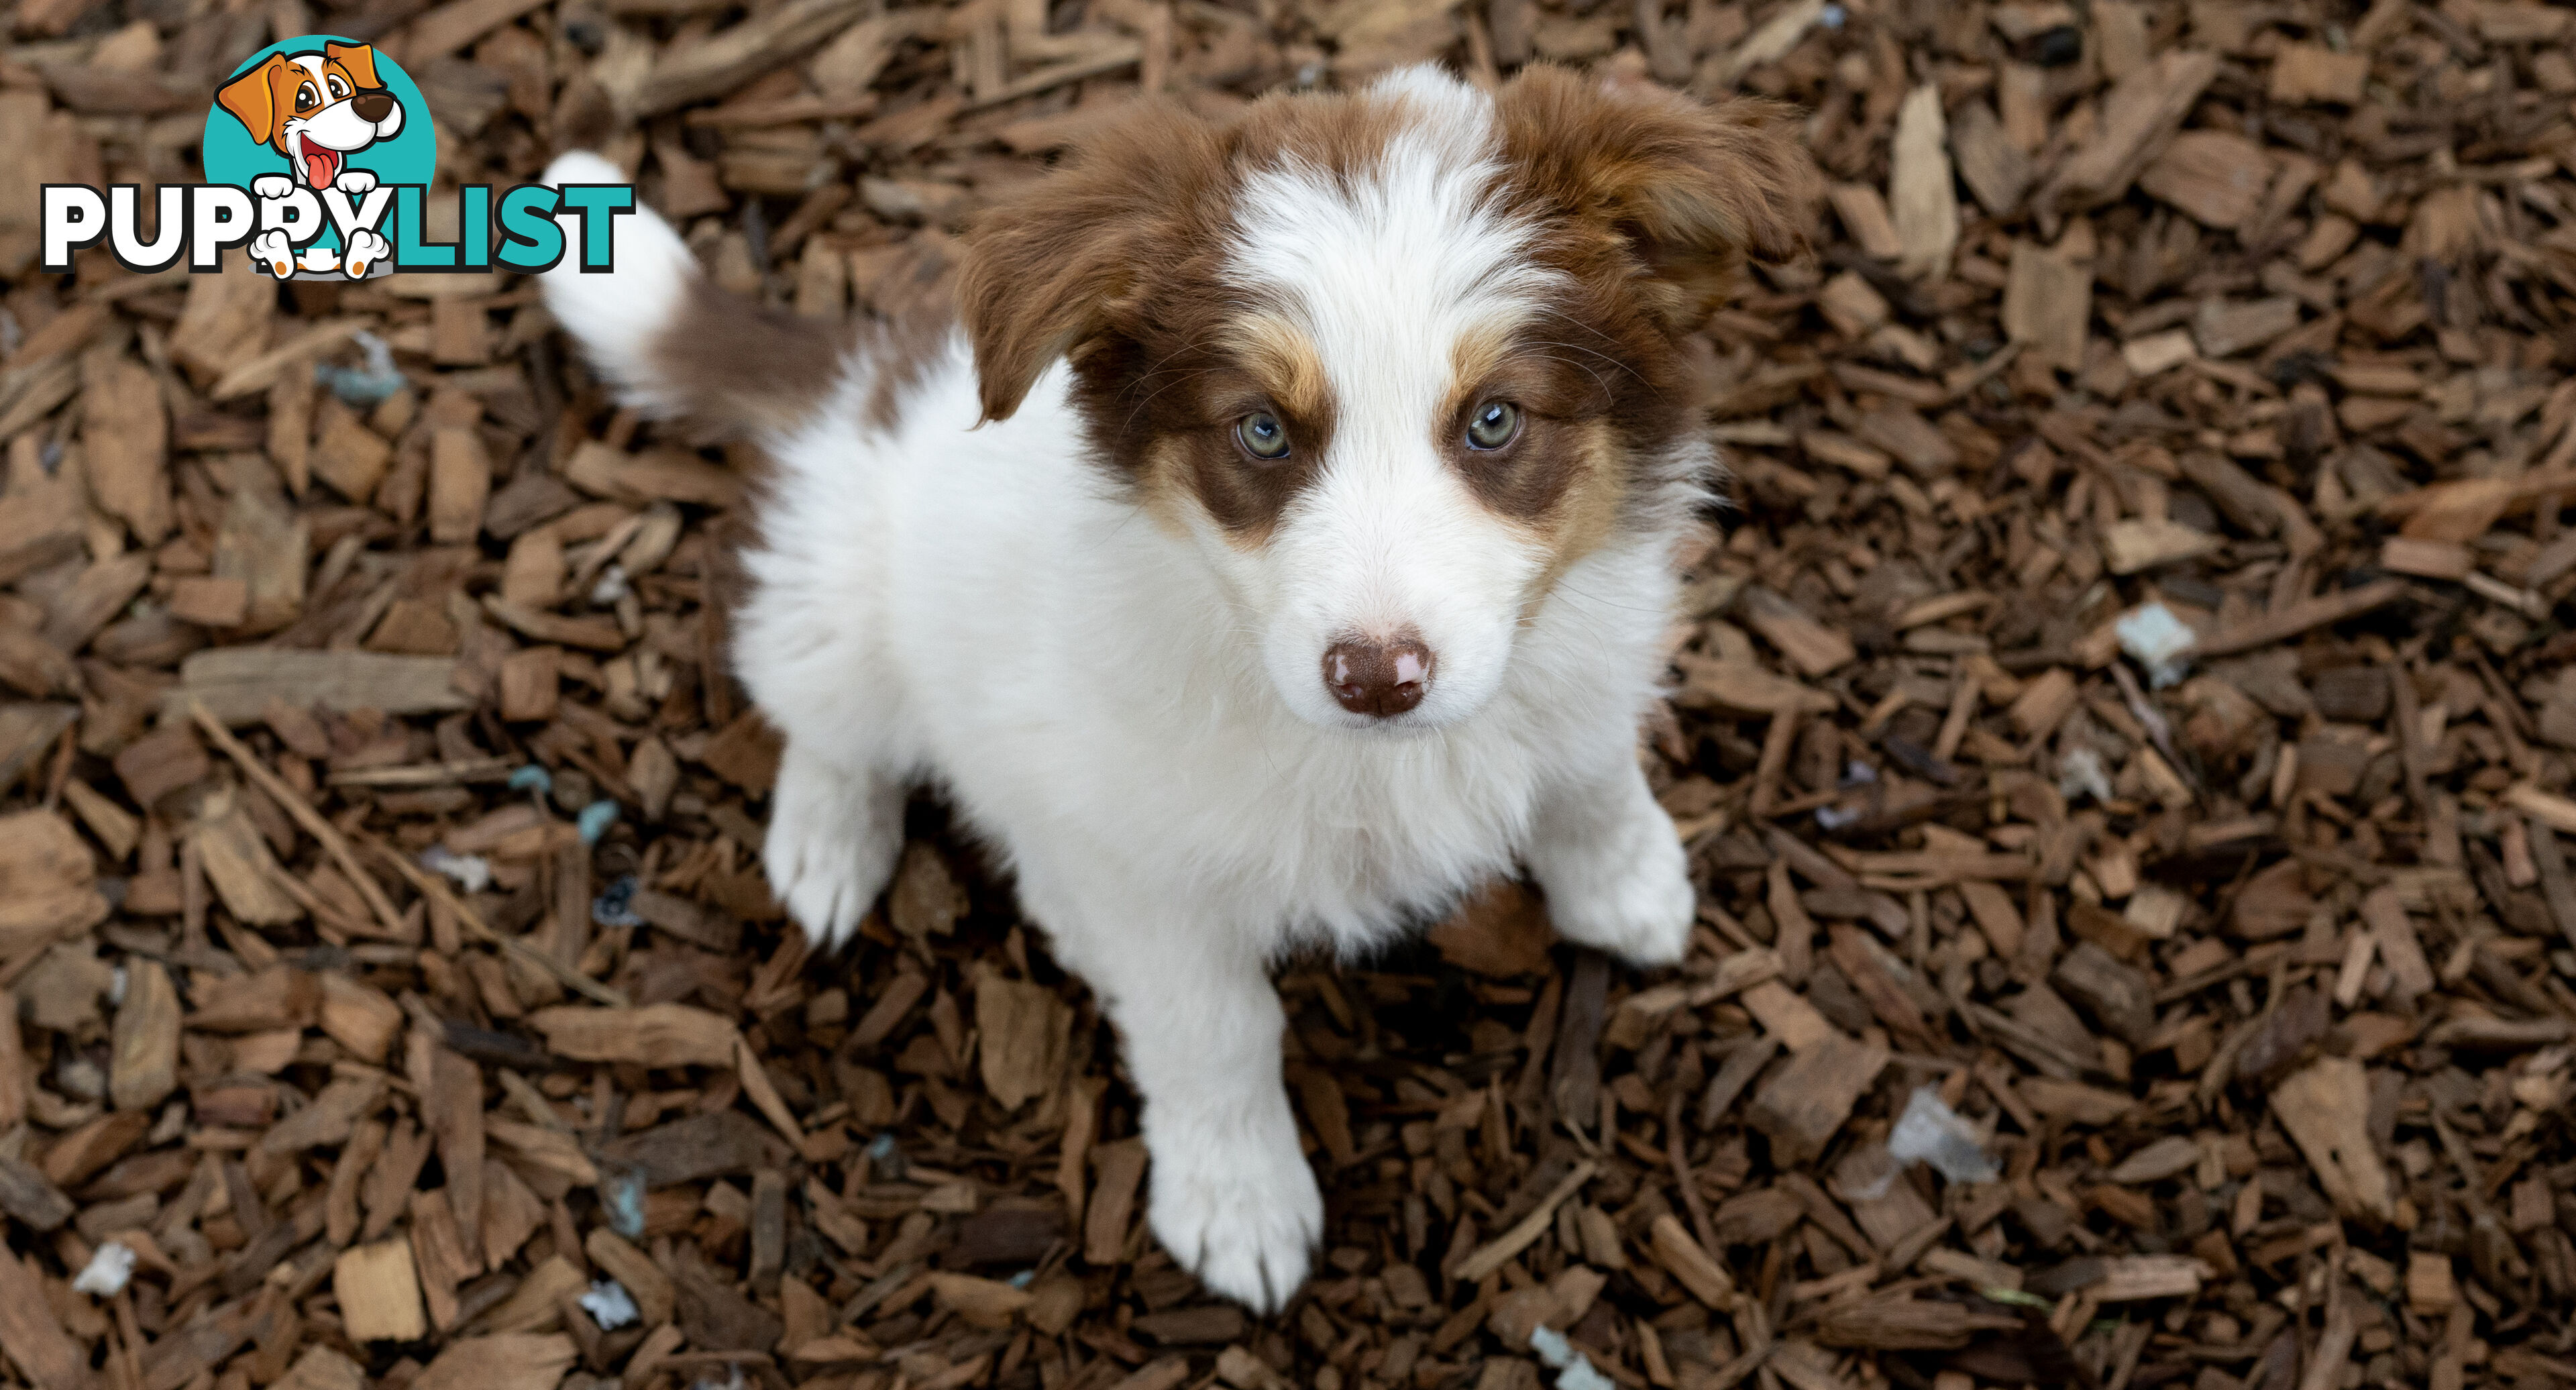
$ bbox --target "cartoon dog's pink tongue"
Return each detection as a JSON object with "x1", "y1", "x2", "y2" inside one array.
[{"x1": 297, "y1": 133, "x2": 341, "y2": 188}]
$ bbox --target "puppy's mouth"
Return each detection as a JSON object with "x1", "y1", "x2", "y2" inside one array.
[{"x1": 296, "y1": 133, "x2": 342, "y2": 188}]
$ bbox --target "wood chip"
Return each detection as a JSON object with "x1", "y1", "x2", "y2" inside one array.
[
  {"x1": 2139, "y1": 131, "x2": 2275, "y2": 229},
  {"x1": 176, "y1": 649, "x2": 468, "y2": 725},
  {"x1": 526, "y1": 1002, "x2": 738, "y2": 1067},
  {"x1": 410, "y1": 1334, "x2": 578, "y2": 1390},
  {"x1": 2040, "y1": 49, "x2": 2222, "y2": 215},
  {"x1": 1748, "y1": 1032, "x2": 1889, "y2": 1164},
  {"x1": 1889, "y1": 85, "x2": 1957, "y2": 280},
  {"x1": 335, "y1": 1239, "x2": 430, "y2": 1342},
  {"x1": 2002, "y1": 241, "x2": 2090, "y2": 372},
  {"x1": 2270, "y1": 1057, "x2": 2396, "y2": 1224}
]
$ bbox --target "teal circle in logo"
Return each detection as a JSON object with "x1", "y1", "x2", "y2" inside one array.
[{"x1": 203, "y1": 35, "x2": 436, "y2": 269}]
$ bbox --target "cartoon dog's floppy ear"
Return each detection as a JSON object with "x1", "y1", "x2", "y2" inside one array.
[
  {"x1": 216, "y1": 55, "x2": 287, "y2": 141},
  {"x1": 324, "y1": 42, "x2": 382, "y2": 89}
]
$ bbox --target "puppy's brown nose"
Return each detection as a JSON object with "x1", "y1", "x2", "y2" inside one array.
[
  {"x1": 351, "y1": 90, "x2": 394, "y2": 122},
  {"x1": 1323, "y1": 637, "x2": 1432, "y2": 717}
]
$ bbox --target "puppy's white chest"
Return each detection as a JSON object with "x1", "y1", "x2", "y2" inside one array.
[{"x1": 1123, "y1": 716, "x2": 1554, "y2": 947}]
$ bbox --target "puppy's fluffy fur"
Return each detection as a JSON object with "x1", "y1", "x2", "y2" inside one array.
[{"x1": 540, "y1": 64, "x2": 1810, "y2": 1311}]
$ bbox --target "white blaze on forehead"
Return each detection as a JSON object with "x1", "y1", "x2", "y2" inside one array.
[
  {"x1": 290, "y1": 56, "x2": 328, "y2": 89},
  {"x1": 1216, "y1": 65, "x2": 1566, "y2": 728},
  {"x1": 1220, "y1": 66, "x2": 1562, "y2": 461}
]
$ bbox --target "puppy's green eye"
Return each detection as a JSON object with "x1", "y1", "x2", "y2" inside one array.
[
  {"x1": 1236, "y1": 411, "x2": 1291, "y2": 461},
  {"x1": 1465, "y1": 400, "x2": 1521, "y2": 451}
]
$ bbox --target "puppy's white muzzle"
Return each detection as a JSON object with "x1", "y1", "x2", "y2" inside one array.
[{"x1": 1254, "y1": 460, "x2": 1536, "y2": 735}]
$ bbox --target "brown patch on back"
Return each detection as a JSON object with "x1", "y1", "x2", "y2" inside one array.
[
  {"x1": 859, "y1": 313, "x2": 950, "y2": 435},
  {"x1": 851, "y1": 233, "x2": 961, "y2": 434},
  {"x1": 647, "y1": 278, "x2": 849, "y2": 439}
]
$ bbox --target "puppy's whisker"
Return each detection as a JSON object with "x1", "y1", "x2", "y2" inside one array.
[
  {"x1": 1114, "y1": 329, "x2": 1227, "y2": 433},
  {"x1": 1523, "y1": 351, "x2": 1615, "y2": 398}
]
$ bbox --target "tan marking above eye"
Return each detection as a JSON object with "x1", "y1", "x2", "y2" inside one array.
[
  {"x1": 1446, "y1": 321, "x2": 1516, "y2": 413},
  {"x1": 1221, "y1": 315, "x2": 1328, "y2": 424}
]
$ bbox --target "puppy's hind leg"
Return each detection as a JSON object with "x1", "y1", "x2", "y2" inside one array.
[{"x1": 764, "y1": 752, "x2": 904, "y2": 949}]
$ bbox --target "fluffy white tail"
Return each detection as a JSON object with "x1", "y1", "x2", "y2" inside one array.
[{"x1": 537, "y1": 151, "x2": 843, "y2": 435}]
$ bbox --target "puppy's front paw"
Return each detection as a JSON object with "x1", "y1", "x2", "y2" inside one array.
[
  {"x1": 763, "y1": 759, "x2": 900, "y2": 949},
  {"x1": 250, "y1": 174, "x2": 293, "y2": 200},
  {"x1": 334, "y1": 169, "x2": 378, "y2": 196},
  {"x1": 248, "y1": 229, "x2": 296, "y2": 280},
  {"x1": 1540, "y1": 806, "x2": 1695, "y2": 967},
  {"x1": 1148, "y1": 1120, "x2": 1322, "y2": 1314},
  {"x1": 341, "y1": 228, "x2": 389, "y2": 279}
]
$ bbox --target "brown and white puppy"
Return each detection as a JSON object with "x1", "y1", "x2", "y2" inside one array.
[{"x1": 539, "y1": 64, "x2": 1812, "y2": 1312}]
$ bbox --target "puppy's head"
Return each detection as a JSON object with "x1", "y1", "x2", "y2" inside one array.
[
  {"x1": 959, "y1": 65, "x2": 1814, "y2": 733},
  {"x1": 217, "y1": 42, "x2": 405, "y2": 187}
]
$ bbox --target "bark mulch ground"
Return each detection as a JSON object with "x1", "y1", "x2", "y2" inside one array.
[{"x1": 2, "y1": 0, "x2": 2575, "y2": 1389}]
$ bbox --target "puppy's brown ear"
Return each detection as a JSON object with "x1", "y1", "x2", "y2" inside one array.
[
  {"x1": 955, "y1": 102, "x2": 1226, "y2": 423},
  {"x1": 325, "y1": 42, "x2": 382, "y2": 89},
  {"x1": 217, "y1": 56, "x2": 287, "y2": 142},
  {"x1": 1496, "y1": 65, "x2": 1819, "y2": 329}
]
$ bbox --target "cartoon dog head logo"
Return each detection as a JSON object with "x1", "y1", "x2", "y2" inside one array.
[
  {"x1": 217, "y1": 42, "x2": 404, "y2": 191},
  {"x1": 204, "y1": 36, "x2": 434, "y2": 280}
]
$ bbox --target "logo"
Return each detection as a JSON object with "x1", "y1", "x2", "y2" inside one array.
[
  {"x1": 208, "y1": 38, "x2": 433, "y2": 278},
  {"x1": 40, "y1": 35, "x2": 633, "y2": 281}
]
